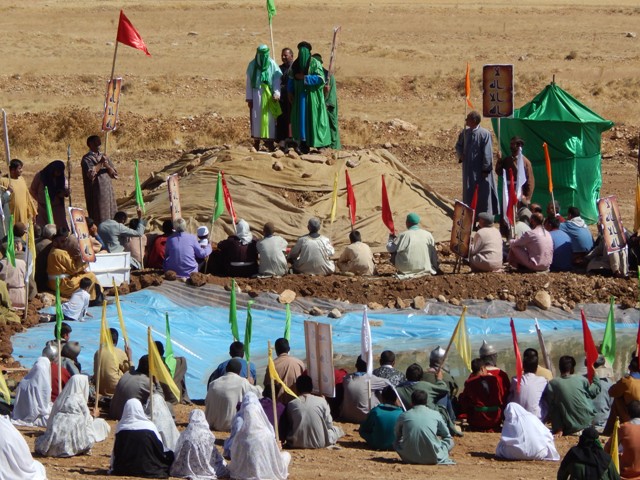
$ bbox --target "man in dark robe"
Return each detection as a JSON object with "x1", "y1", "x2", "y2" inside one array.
[
  {"x1": 81, "y1": 135, "x2": 117, "y2": 226},
  {"x1": 276, "y1": 47, "x2": 294, "y2": 147}
]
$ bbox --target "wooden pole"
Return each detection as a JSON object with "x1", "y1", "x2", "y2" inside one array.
[
  {"x1": 94, "y1": 343, "x2": 103, "y2": 418},
  {"x1": 57, "y1": 338, "x2": 62, "y2": 400},
  {"x1": 66, "y1": 144, "x2": 72, "y2": 207},
  {"x1": 2, "y1": 109, "x2": 10, "y2": 166},
  {"x1": 147, "y1": 326, "x2": 154, "y2": 421},
  {"x1": 268, "y1": 341, "x2": 279, "y2": 442},
  {"x1": 268, "y1": 21, "x2": 275, "y2": 61},
  {"x1": 104, "y1": 40, "x2": 119, "y2": 155},
  {"x1": 436, "y1": 306, "x2": 467, "y2": 375}
]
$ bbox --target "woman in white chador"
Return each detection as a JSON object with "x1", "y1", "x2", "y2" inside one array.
[
  {"x1": 224, "y1": 390, "x2": 261, "y2": 458},
  {"x1": 496, "y1": 402, "x2": 560, "y2": 461},
  {"x1": 145, "y1": 392, "x2": 180, "y2": 451},
  {"x1": 0, "y1": 415, "x2": 47, "y2": 480},
  {"x1": 170, "y1": 409, "x2": 229, "y2": 479},
  {"x1": 229, "y1": 393, "x2": 291, "y2": 480},
  {"x1": 12, "y1": 356, "x2": 52, "y2": 427},
  {"x1": 35, "y1": 374, "x2": 110, "y2": 457}
]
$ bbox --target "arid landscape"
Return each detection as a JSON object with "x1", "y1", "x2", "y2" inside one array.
[{"x1": 2, "y1": 0, "x2": 640, "y2": 478}]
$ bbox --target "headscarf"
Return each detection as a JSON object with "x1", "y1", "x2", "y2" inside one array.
[
  {"x1": 144, "y1": 393, "x2": 179, "y2": 451},
  {"x1": 224, "y1": 391, "x2": 262, "y2": 458},
  {"x1": 559, "y1": 427, "x2": 612, "y2": 480},
  {"x1": 116, "y1": 398, "x2": 162, "y2": 443},
  {"x1": 0, "y1": 415, "x2": 47, "y2": 479},
  {"x1": 291, "y1": 41, "x2": 312, "y2": 76},
  {"x1": 235, "y1": 219, "x2": 253, "y2": 245},
  {"x1": 40, "y1": 160, "x2": 66, "y2": 198},
  {"x1": 12, "y1": 356, "x2": 52, "y2": 427},
  {"x1": 496, "y1": 403, "x2": 559, "y2": 461},
  {"x1": 170, "y1": 409, "x2": 229, "y2": 480},
  {"x1": 251, "y1": 44, "x2": 271, "y2": 89}
]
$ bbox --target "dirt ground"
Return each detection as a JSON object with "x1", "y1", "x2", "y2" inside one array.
[{"x1": 2, "y1": 0, "x2": 640, "y2": 478}]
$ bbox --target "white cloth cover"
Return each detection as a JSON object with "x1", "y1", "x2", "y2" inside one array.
[
  {"x1": 496, "y1": 402, "x2": 560, "y2": 461},
  {"x1": 35, "y1": 375, "x2": 110, "y2": 457},
  {"x1": 236, "y1": 219, "x2": 253, "y2": 245},
  {"x1": 170, "y1": 409, "x2": 229, "y2": 480},
  {"x1": 224, "y1": 391, "x2": 261, "y2": 458},
  {"x1": 229, "y1": 398, "x2": 290, "y2": 480},
  {"x1": 116, "y1": 398, "x2": 162, "y2": 443},
  {"x1": 0, "y1": 415, "x2": 47, "y2": 480},
  {"x1": 145, "y1": 393, "x2": 180, "y2": 451},
  {"x1": 12, "y1": 357, "x2": 52, "y2": 427}
]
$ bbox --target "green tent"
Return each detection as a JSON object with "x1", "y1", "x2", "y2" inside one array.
[{"x1": 491, "y1": 83, "x2": 613, "y2": 224}]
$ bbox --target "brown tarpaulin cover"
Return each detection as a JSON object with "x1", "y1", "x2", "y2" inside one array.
[{"x1": 118, "y1": 147, "x2": 454, "y2": 252}]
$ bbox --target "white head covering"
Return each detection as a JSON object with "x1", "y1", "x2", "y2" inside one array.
[
  {"x1": 0, "y1": 415, "x2": 47, "y2": 479},
  {"x1": 223, "y1": 391, "x2": 263, "y2": 458},
  {"x1": 116, "y1": 398, "x2": 162, "y2": 443},
  {"x1": 145, "y1": 393, "x2": 180, "y2": 451},
  {"x1": 235, "y1": 219, "x2": 253, "y2": 245},
  {"x1": 170, "y1": 409, "x2": 229, "y2": 480},
  {"x1": 496, "y1": 402, "x2": 560, "y2": 461},
  {"x1": 12, "y1": 356, "x2": 52, "y2": 427},
  {"x1": 229, "y1": 400, "x2": 290, "y2": 480}
]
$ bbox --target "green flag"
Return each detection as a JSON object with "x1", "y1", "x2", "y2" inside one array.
[
  {"x1": 44, "y1": 186, "x2": 54, "y2": 225},
  {"x1": 601, "y1": 296, "x2": 616, "y2": 365},
  {"x1": 5, "y1": 215, "x2": 15, "y2": 267},
  {"x1": 213, "y1": 172, "x2": 224, "y2": 221},
  {"x1": 229, "y1": 279, "x2": 239, "y2": 341},
  {"x1": 165, "y1": 313, "x2": 177, "y2": 377},
  {"x1": 267, "y1": 0, "x2": 276, "y2": 23},
  {"x1": 244, "y1": 300, "x2": 254, "y2": 362},
  {"x1": 284, "y1": 303, "x2": 291, "y2": 341},
  {"x1": 135, "y1": 159, "x2": 145, "y2": 213},
  {"x1": 55, "y1": 277, "x2": 64, "y2": 340}
]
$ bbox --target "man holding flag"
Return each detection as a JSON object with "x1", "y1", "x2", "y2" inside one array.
[{"x1": 495, "y1": 137, "x2": 535, "y2": 206}]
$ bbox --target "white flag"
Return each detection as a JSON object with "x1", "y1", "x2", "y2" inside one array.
[
  {"x1": 361, "y1": 306, "x2": 373, "y2": 375},
  {"x1": 516, "y1": 146, "x2": 527, "y2": 201},
  {"x1": 502, "y1": 170, "x2": 510, "y2": 225}
]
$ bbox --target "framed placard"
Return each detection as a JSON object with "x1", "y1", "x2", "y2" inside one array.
[
  {"x1": 597, "y1": 195, "x2": 626, "y2": 253},
  {"x1": 167, "y1": 174, "x2": 182, "y2": 223},
  {"x1": 482, "y1": 65, "x2": 514, "y2": 118},
  {"x1": 69, "y1": 207, "x2": 96, "y2": 263},
  {"x1": 450, "y1": 200, "x2": 474, "y2": 258},
  {"x1": 101, "y1": 78, "x2": 123, "y2": 132},
  {"x1": 304, "y1": 320, "x2": 335, "y2": 397}
]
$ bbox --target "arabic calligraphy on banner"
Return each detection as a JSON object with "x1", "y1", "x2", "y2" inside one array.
[
  {"x1": 482, "y1": 65, "x2": 514, "y2": 118},
  {"x1": 450, "y1": 201, "x2": 474, "y2": 258},
  {"x1": 597, "y1": 195, "x2": 626, "y2": 253}
]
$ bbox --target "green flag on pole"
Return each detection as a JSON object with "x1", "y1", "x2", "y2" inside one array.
[
  {"x1": 165, "y1": 313, "x2": 177, "y2": 377},
  {"x1": 244, "y1": 300, "x2": 254, "y2": 362},
  {"x1": 135, "y1": 159, "x2": 145, "y2": 213},
  {"x1": 601, "y1": 296, "x2": 616, "y2": 365},
  {"x1": 267, "y1": 0, "x2": 276, "y2": 23},
  {"x1": 55, "y1": 277, "x2": 64, "y2": 340},
  {"x1": 229, "y1": 279, "x2": 239, "y2": 341},
  {"x1": 213, "y1": 172, "x2": 224, "y2": 221},
  {"x1": 44, "y1": 187, "x2": 54, "y2": 225},
  {"x1": 6, "y1": 214, "x2": 15, "y2": 267},
  {"x1": 284, "y1": 303, "x2": 291, "y2": 341}
]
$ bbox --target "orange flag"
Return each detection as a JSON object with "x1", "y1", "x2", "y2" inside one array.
[
  {"x1": 117, "y1": 10, "x2": 151, "y2": 56},
  {"x1": 465, "y1": 63, "x2": 474, "y2": 108},
  {"x1": 542, "y1": 142, "x2": 553, "y2": 193}
]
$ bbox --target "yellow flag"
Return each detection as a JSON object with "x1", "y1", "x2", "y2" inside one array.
[
  {"x1": 452, "y1": 306, "x2": 472, "y2": 371},
  {"x1": 268, "y1": 344, "x2": 298, "y2": 399},
  {"x1": 112, "y1": 279, "x2": 129, "y2": 346},
  {"x1": 329, "y1": 171, "x2": 339, "y2": 223},
  {"x1": 100, "y1": 301, "x2": 116, "y2": 359},
  {"x1": 612, "y1": 417, "x2": 620, "y2": 473},
  {"x1": 0, "y1": 369, "x2": 11, "y2": 405},
  {"x1": 147, "y1": 327, "x2": 180, "y2": 402},
  {"x1": 27, "y1": 220, "x2": 36, "y2": 276}
]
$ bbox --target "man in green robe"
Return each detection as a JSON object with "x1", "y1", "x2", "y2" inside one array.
[
  {"x1": 312, "y1": 53, "x2": 341, "y2": 150},
  {"x1": 287, "y1": 42, "x2": 331, "y2": 154},
  {"x1": 544, "y1": 355, "x2": 601, "y2": 436}
]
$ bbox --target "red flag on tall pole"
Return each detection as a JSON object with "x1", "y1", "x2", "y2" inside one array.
[
  {"x1": 510, "y1": 318, "x2": 523, "y2": 392},
  {"x1": 506, "y1": 170, "x2": 517, "y2": 225},
  {"x1": 345, "y1": 170, "x2": 356, "y2": 226},
  {"x1": 381, "y1": 175, "x2": 395, "y2": 234},
  {"x1": 581, "y1": 309, "x2": 599, "y2": 383},
  {"x1": 465, "y1": 63, "x2": 474, "y2": 109},
  {"x1": 117, "y1": 11, "x2": 151, "y2": 56},
  {"x1": 221, "y1": 171, "x2": 237, "y2": 222},
  {"x1": 470, "y1": 183, "x2": 479, "y2": 211}
]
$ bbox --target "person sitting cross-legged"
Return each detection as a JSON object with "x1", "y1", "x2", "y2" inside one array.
[{"x1": 359, "y1": 385, "x2": 403, "y2": 450}]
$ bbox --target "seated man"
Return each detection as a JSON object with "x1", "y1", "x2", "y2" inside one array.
[
  {"x1": 164, "y1": 218, "x2": 212, "y2": 278},
  {"x1": 209, "y1": 341, "x2": 257, "y2": 386},
  {"x1": 396, "y1": 363, "x2": 449, "y2": 411},
  {"x1": 559, "y1": 206, "x2": 594, "y2": 262},
  {"x1": 60, "y1": 340, "x2": 81, "y2": 376},
  {"x1": 110, "y1": 355, "x2": 163, "y2": 420},
  {"x1": 154, "y1": 340, "x2": 191, "y2": 405},
  {"x1": 61, "y1": 277, "x2": 93, "y2": 322},
  {"x1": 288, "y1": 217, "x2": 335, "y2": 275},
  {"x1": 94, "y1": 328, "x2": 131, "y2": 396},
  {"x1": 507, "y1": 347, "x2": 548, "y2": 420},
  {"x1": 337, "y1": 230, "x2": 375, "y2": 275},
  {"x1": 263, "y1": 338, "x2": 305, "y2": 404},
  {"x1": 256, "y1": 222, "x2": 288, "y2": 277},
  {"x1": 458, "y1": 358, "x2": 506, "y2": 432},
  {"x1": 124, "y1": 218, "x2": 147, "y2": 269},
  {"x1": 205, "y1": 358, "x2": 262, "y2": 431},
  {"x1": 605, "y1": 400, "x2": 640, "y2": 479},
  {"x1": 386, "y1": 212, "x2": 438, "y2": 278},
  {"x1": 604, "y1": 355, "x2": 640, "y2": 435},
  {"x1": 507, "y1": 212, "x2": 553, "y2": 272},
  {"x1": 146, "y1": 220, "x2": 173, "y2": 269},
  {"x1": 98, "y1": 209, "x2": 146, "y2": 255},
  {"x1": 0, "y1": 242, "x2": 27, "y2": 309},
  {"x1": 514, "y1": 207, "x2": 532, "y2": 239},
  {"x1": 547, "y1": 216, "x2": 573, "y2": 272},
  {"x1": 86, "y1": 217, "x2": 107, "y2": 253},
  {"x1": 359, "y1": 385, "x2": 403, "y2": 450},
  {"x1": 35, "y1": 224, "x2": 56, "y2": 255},
  {"x1": 424, "y1": 346, "x2": 458, "y2": 420},
  {"x1": 372, "y1": 350, "x2": 406, "y2": 386},
  {"x1": 215, "y1": 219, "x2": 258, "y2": 277},
  {"x1": 285, "y1": 374, "x2": 344, "y2": 448},
  {"x1": 469, "y1": 212, "x2": 503, "y2": 272},
  {"x1": 542, "y1": 200, "x2": 565, "y2": 231},
  {"x1": 479, "y1": 340, "x2": 511, "y2": 398},
  {"x1": 543, "y1": 355, "x2": 600, "y2": 436},
  {"x1": 394, "y1": 389, "x2": 455, "y2": 465},
  {"x1": 341, "y1": 356, "x2": 391, "y2": 423}
]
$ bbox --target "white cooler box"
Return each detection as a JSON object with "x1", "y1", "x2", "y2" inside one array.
[{"x1": 88, "y1": 252, "x2": 131, "y2": 288}]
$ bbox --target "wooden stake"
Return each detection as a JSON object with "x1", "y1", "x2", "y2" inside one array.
[
  {"x1": 104, "y1": 40, "x2": 119, "y2": 155},
  {"x1": 2, "y1": 109, "x2": 10, "y2": 166}
]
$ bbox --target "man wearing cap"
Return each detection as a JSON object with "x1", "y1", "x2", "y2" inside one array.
[
  {"x1": 508, "y1": 212, "x2": 553, "y2": 272},
  {"x1": 495, "y1": 136, "x2": 535, "y2": 205},
  {"x1": 469, "y1": 212, "x2": 503, "y2": 272},
  {"x1": 455, "y1": 111, "x2": 499, "y2": 216},
  {"x1": 288, "y1": 217, "x2": 335, "y2": 275},
  {"x1": 256, "y1": 222, "x2": 288, "y2": 277},
  {"x1": 386, "y1": 213, "x2": 438, "y2": 278},
  {"x1": 246, "y1": 44, "x2": 282, "y2": 151}
]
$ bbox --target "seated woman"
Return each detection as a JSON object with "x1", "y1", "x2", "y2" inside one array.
[
  {"x1": 229, "y1": 395, "x2": 291, "y2": 480},
  {"x1": 215, "y1": 219, "x2": 258, "y2": 277},
  {"x1": 145, "y1": 392, "x2": 180, "y2": 451},
  {"x1": 170, "y1": 409, "x2": 229, "y2": 479},
  {"x1": 0, "y1": 415, "x2": 47, "y2": 479},
  {"x1": 35, "y1": 375, "x2": 110, "y2": 457},
  {"x1": 47, "y1": 233, "x2": 101, "y2": 302},
  {"x1": 12, "y1": 356, "x2": 52, "y2": 427},
  {"x1": 111, "y1": 398, "x2": 174, "y2": 478}
]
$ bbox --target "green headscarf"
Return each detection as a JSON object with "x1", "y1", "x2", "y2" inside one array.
[{"x1": 251, "y1": 44, "x2": 271, "y2": 89}]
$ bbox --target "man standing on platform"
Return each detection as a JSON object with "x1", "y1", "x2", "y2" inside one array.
[
  {"x1": 276, "y1": 47, "x2": 294, "y2": 149},
  {"x1": 81, "y1": 135, "x2": 117, "y2": 226}
]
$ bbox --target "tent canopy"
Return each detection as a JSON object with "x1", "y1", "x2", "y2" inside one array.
[{"x1": 492, "y1": 83, "x2": 613, "y2": 224}]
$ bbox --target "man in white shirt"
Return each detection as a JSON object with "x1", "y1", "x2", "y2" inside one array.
[
  {"x1": 508, "y1": 348, "x2": 548, "y2": 420},
  {"x1": 61, "y1": 277, "x2": 93, "y2": 321},
  {"x1": 288, "y1": 217, "x2": 335, "y2": 275},
  {"x1": 337, "y1": 230, "x2": 375, "y2": 275},
  {"x1": 257, "y1": 222, "x2": 288, "y2": 277}
]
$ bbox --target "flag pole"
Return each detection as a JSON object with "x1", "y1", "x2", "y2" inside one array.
[
  {"x1": 2, "y1": 109, "x2": 10, "y2": 166},
  {"x1": 57, "y1": 337, "x2": 62, "y2": 400},
  {"x1": 436, "y1": 307, "x2": 466, "y2": 375},
  {"x1": 268, "y1": 20, "x2": 275, "y2": 61},
  {"x1": 94, "y1": 342, "x2": 103, "y2": 418},
  {"x1": 268, "y1": 341, "x2": 279, "y2": 442},
  {"x1": 104, "y1": 37, "x2": 119, "y2": 155},
  {"x1": 147, "y1": 326, "x2": 154, "y2": 421}
]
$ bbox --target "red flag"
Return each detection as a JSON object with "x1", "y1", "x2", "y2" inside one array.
[
  {"x1": 221, "y1": 171, "x2": 237, "y2": 222},
  {"x1": 506, "y1": 169, "x2": 517, "y2": 225},
  {"x1": 470, "y1": 183, "x2": 479, "y2": 211},
  {"x1": 345, "y1": 170, "x2": 356, "y2": 226},
  {"x1": 116, "y1": 10, "x2": 151, "y2": 56},
  {"x1": 581, "y1": 310, "x2": 599, "y2": 383},
  {"x1": 542, "y1": 142, "x2": 553, "y2": 193},
  {"x1": 510, "y1": 318, "x2": 523, "y2": 393},
  {"x1": 381, "y1": 175, "x2": 395, "y2": 234},
  {"x1": 465, "y1": 63, "x2": 474, "y2": 109}
]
